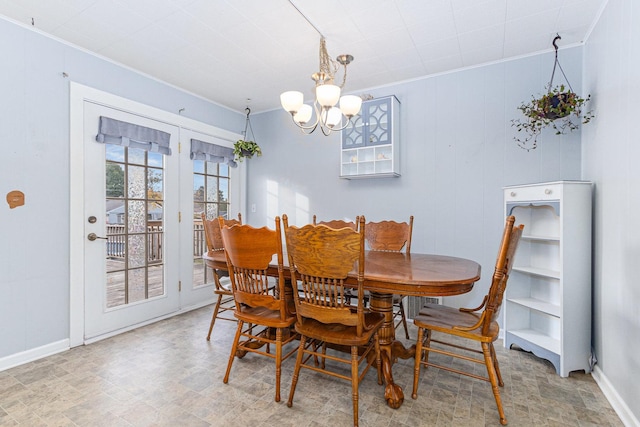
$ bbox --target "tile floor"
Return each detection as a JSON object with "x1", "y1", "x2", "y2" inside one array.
[{"x1": 0, "y1": 306, "x2": 623, "y2": 426}]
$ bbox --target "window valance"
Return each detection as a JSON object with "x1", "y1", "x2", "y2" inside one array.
[
  {"x1": 190, "y1": 139, "x2": 237, "y2": 168},
  {"x1": 96, "y1": 116, "x2": 172, "y2": 155}
]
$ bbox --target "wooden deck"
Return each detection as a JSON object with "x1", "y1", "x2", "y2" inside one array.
[{"x1": 106, "y1": 258, "x2": 208, "y2": 308}]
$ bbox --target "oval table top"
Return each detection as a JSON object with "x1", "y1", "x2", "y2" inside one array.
[{"x1": 203, "y1": 250, "x2": 481, "y2": 297}]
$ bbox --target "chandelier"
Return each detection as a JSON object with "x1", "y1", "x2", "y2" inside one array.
[{"x1": 280, "y1": 37, "x2": 362, "y2": 136}]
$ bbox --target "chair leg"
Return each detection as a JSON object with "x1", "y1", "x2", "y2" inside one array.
[
  {"x1": 287, "y1": 335, "x2": 307, "y2": 408},
  {"x1": 482, "y1": 342, "x2": 507, "y2": 425},
  {"x1": 423, "y1": 329, "x2": 432, "y2": 362},
  {"x1": 206, "y1": 294, "x2": 224, "y2": 341},
  {"x1": 490, "y1": 342, "x2": 504, "y2": 387},
  {"x1": 351, "y1": 345, "x2": 360, "y2": 427},
  {"x1": 274, "y1": 328, "x2": 282, "y2": 402},
  {"x1": 412, "y1": 327, "x2": 424, "y2": 399},
  {"x1": 223, "y1": 320, "x2": 244, "y2": 384},
  {"x1": 398, "y1": 297, "x2": 410, "y2": 340},
  {"x1": 374, "y1": 332, "x2": 382, "y2": 385},
  {"x1": 321, "y1": 342, "x2": 327, "y2": 369}
]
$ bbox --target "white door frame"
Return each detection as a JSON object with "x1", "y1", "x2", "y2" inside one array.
[{"x1": 69, "y1": 82, "x2": 244, "y2": 347}]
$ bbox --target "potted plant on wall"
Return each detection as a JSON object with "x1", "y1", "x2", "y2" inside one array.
[
  {"x1": 511, "y1": 35, "x2": 594, "y2": 151},
  {"x1": 233, "y1": 107, "x2": 262, "y2": 161}
]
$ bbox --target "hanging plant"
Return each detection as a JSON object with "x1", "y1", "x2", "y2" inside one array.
[
  {"x1": 233, "y1": 139, "x2": 262, "y2": 160},
  {"x1": 511, "y1": 36, "x2": 594, "y2": 151},
  {"x1": 233, "y1": 107, "x2": 262, "y2": 161}
]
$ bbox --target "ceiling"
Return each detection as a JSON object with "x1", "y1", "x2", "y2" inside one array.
[{"x1": 0, "y1": 0, "x2": 606, "y2": 114}]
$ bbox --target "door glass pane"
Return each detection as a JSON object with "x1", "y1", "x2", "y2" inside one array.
[
  {"x1": 128, "y1": 147, "x2": 145, "y2": 165},
  {"x1": 193, "y1": 159, "x2": 204, "y2": 174},
  {"x1": 106, "y1": 163, "x2": 125, "y2": 197},
  {"x1": 106, "y1": 145, "x2": 124, "y2": 162},
  {"x1": 206, "y1": 176, "x2": 218, "y2": 202},
  {"x1": 127, "y1": 234, "x2": 146, "y2": 268},
  {"x1": 105, "y1": 146, "x2": 165, "y2": 308},
  {"x1": 193, "y1": 161, "x2": 231, "y2": 287},
  {"x1": 127, "y1": 201, "x2": 146, "y2": 232},
  {"x1": 148, "y1": 168, "x2": 163, "y2": 199},
  {"x1": 128, "y1": 267, "x2": 146, "y2": 303}
]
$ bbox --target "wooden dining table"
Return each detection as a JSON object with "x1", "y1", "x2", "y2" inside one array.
[{"x1": 203, "y1": 249, "x2": 481, "y2": 409}]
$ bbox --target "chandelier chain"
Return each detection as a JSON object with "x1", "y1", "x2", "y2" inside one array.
[{"x1": 318, "y1": 38, "x2": 339, "y2": 85}]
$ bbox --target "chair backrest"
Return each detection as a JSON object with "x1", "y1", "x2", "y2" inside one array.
[
  {"x1": 364, "y1": 216, "x2": 413, "y2": 253},
  {"x1": 312, "y1": 215, "x2": 359, "y2": 231},
  {"x1": 201, "y1": 212, "x2": 242, "y2": 253},
  {"x1": 284, "y1": 215, "x2": 368, "y2": 336},
  {"x1": 219, "y1": 216, "x2": 289, "y2": 320},
  {"x1": 480, "y1": 215, "x2": 524, "y2": 335}
]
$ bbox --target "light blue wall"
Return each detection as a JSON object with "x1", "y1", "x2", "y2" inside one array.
[
  {"x1": 0, "y1": 17, "x2": 243, "y2": 359},
  {"x1": 247, "y1": 47, "x2": 584, "y2": 309},
  {"x1": 583, "y1": 0, "x2": 640, "y2": 424}
]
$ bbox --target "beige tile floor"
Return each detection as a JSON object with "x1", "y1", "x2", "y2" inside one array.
[{"x1": 0, "y1": 306, "x2": 623, "y2": 426}]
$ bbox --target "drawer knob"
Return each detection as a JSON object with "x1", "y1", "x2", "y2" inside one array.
[
  {"x1": 510, "y1": 191, "x2": 516, "y2": 197},
  {"x1": 545, "y1": 188, "x2": 552, "y2": 195}
]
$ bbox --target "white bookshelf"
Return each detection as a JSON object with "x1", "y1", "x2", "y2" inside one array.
[{"x1": 503, "y1": 181, "x2": 592, "y2": 377}]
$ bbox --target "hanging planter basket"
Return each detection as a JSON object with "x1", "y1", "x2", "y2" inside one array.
[
  {"x1": 538, "y1": 91, "x2": 577, "y2": 120},
  {"x1": 233, "y1": 107, "x2": 262, "y2": 161},
  {"x1": 511, "y1": 35, "x2": 594, "y2": 151}
]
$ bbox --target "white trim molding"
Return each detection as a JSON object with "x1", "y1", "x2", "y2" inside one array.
[
  {"x1": 592, "y1": 365, "x2": 640, "y2": 427},
  {"x1": 0, "y1": 340, "x2": 69, "y2": 372}
]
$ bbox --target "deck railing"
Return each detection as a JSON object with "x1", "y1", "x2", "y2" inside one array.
[{"x1": 106, "y1": 221, "x2": 205, "y2": 261}]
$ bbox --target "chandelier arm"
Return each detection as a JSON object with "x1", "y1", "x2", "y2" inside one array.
[
  {"x1": 298, "y1": 121, "x2": 319, "y2": 135},
  {"x1": 339, "y1": 63, "x2": 348, "y2": 88},
  {"x1": 320, "y1": 116, "x2": 355, "y2": 133},
  {"x1": 288, "y1": 102, "x2": 322, "y2": 131},
  {"x1": 289, "y1": 112, "x2": 319, "y2": 131}
]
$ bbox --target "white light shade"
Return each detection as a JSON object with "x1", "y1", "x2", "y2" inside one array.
[
  {"x1": 293, "y1": 104, "x2": 313, "y2": 124},
  {"x1": 280, "y1": 91, "x2": 304, "y2": 113},
  {"x1": 339, "y1": 95, "x2": 362, "y2": 117},
  {"x1": 315, "y1": 84, "x2": 341, "y2": 108},
  {"x1": 325, "y1": 107, "x2": 343, "y2": 128}
]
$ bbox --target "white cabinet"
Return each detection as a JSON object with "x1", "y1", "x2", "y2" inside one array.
[
  {"x1": 503, "y1": 181, "x2": 592, "y2": 377},
  {"x1": 340, "y1": 95, "x2": 400, "y2": 179}
]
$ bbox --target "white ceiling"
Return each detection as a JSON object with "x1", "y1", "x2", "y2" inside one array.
[{"x1": 0, "y1": 0, "x2": 606, "y2": 113}]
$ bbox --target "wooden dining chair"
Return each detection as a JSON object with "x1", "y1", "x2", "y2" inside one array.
[
  {"x1": 219, "y1": 216, "x2": 298, "y2": 402},
  {"x1": 312, "y1": 215, "x2": 360, "y2": 305},
  {"x1": 283, "y1": 215, "x2": 383, "y2": 427},
  {"x1": 201, "y1": 212, "x2": 242, "y2": 341},
  {"x1": 411, "y1": 215, "x2": 523, "y2": 425},
  {"x1": 364, "y1": 216, "x2": 414, "y2": 339},
  {"x1": 312, "y1": 215, "x2": 359, "y2": 230}
]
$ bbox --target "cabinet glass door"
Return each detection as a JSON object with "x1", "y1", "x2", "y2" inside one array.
[
  {"x1": 364, "y1": 97, "x2": 391, "y2": 146},
  {"x1": 342, "y1": 114, "x2": 364, "y2": 148}
]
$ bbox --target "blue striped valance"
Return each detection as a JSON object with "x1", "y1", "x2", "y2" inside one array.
[
  {"x1": 190, "y1": 139, "x2": 237, "y2": 168},
  {"x1": 96, "y1": 116, "x2": 172, "y2": 155}
]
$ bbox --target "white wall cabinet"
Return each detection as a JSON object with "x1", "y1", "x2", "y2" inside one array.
[
  {"x1": 503, "y1": 181, "x2": 592, "y2": 377},
  {"x1": 340, "y1": 95, "x2": 399, "y2": 179}
]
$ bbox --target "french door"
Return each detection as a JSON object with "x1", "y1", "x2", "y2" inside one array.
[
  {"x1": 70, "y1": 83, "x2": 244, "y2": 344},
  {"x1": 83, "y1": 102, "x2": 181, "y2": 339}
]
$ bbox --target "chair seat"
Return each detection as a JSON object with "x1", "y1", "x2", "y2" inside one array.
[
  {"x1": 295, "y1": 312, "x2": 384, "y2": 346},
  {"x1": 235, "y1": 305, "x2": 296, "y2": 329},
  {"x1": 414, "y1": 303, "x2": 499, "y2": 342}
]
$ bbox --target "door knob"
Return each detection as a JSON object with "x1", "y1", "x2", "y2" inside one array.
[{"x1": 87, "y1": 233, "x2": 108, "y2": 241}]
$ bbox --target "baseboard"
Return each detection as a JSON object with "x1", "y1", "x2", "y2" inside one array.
[
  {"x1": 592, "y1": 365, "x2": 639, "y2": 427},
  {"x1": 0, "y1": 339, "x2": 70, "y2": 372}
]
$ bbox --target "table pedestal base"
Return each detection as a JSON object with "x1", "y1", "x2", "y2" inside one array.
[{"x1": 370, "y1": 291, "x2": 419, "y2": 409}]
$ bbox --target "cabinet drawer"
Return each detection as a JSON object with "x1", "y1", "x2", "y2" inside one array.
[{"x1": 505, "y1": 183, "x2": 562, "y2": 202}]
